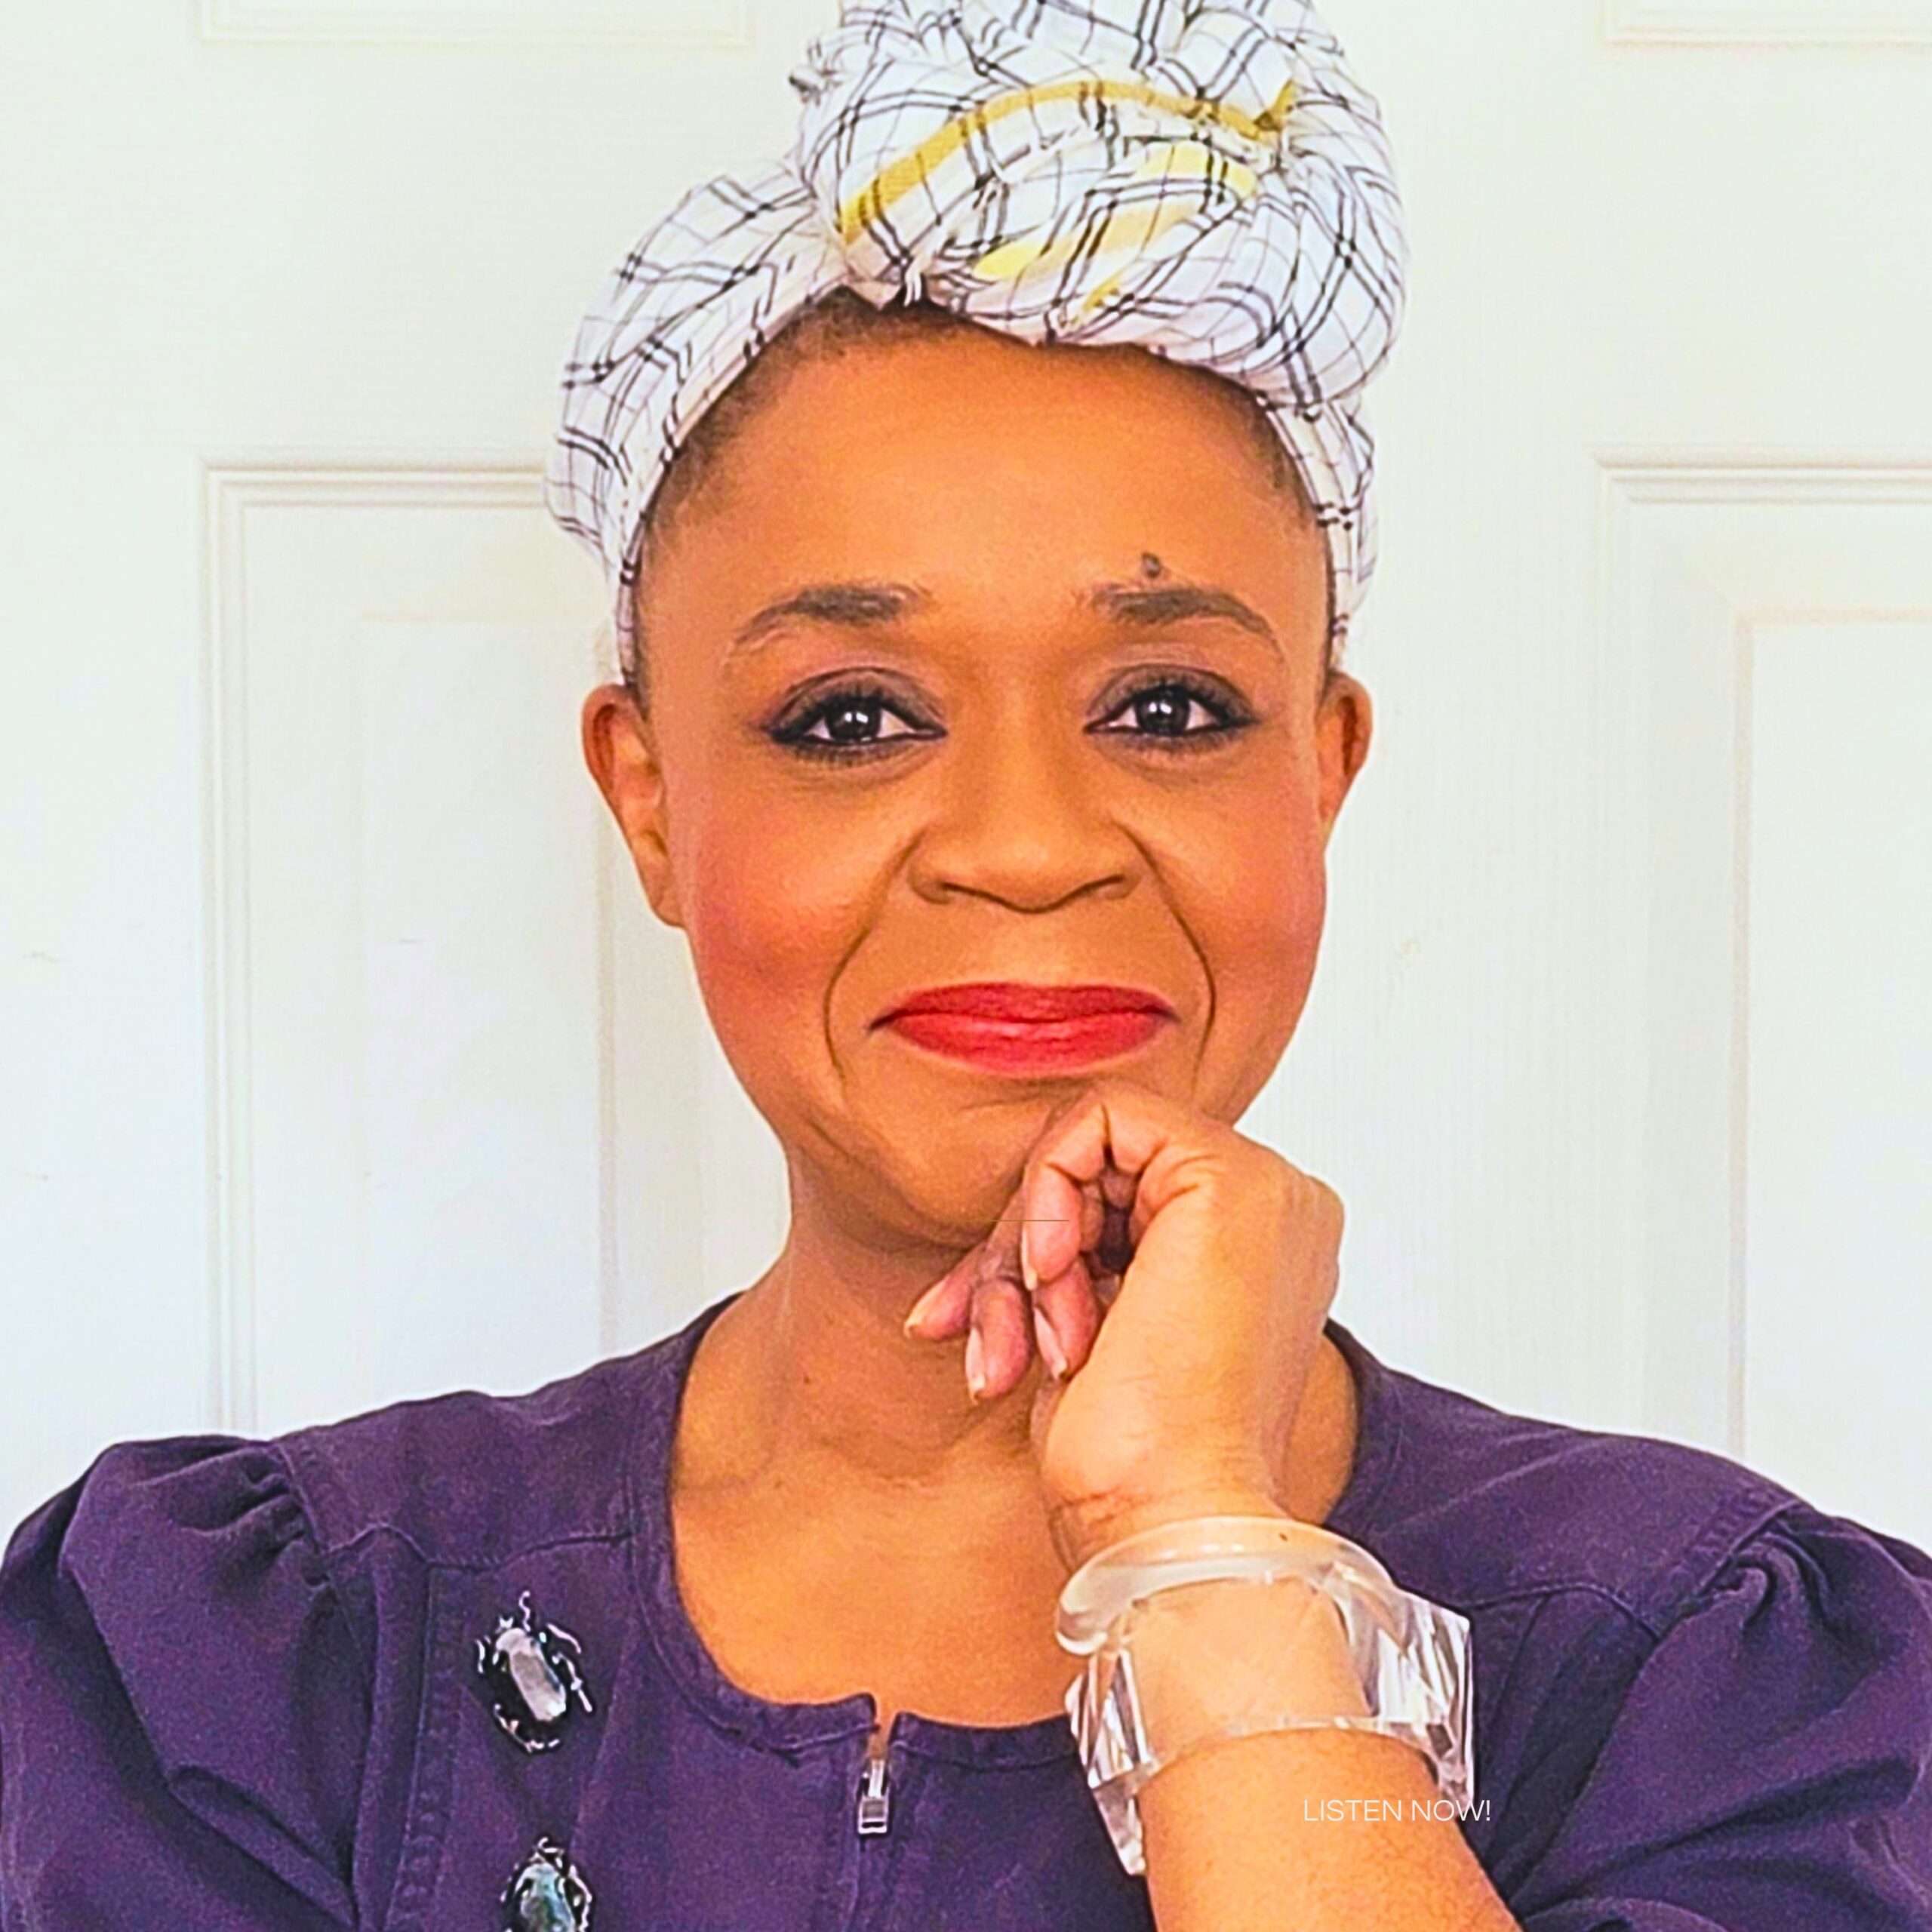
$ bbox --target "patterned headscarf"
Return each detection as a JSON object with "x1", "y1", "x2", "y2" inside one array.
[{"x1": 546, "y1": 0, "x2": 1406, "y2": 675}]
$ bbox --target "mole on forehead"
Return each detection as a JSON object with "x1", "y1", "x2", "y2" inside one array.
[{"x1": 1140, "y1": 552, "x2": 1167, "y2": 579}]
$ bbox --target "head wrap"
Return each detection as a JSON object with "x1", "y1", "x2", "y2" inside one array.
[{"x1": 546, "y1": 0, "x2": 1407, "y2": 675}]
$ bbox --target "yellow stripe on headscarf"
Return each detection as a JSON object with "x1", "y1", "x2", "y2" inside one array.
[
  {"x1": 835, "y1": 75, "x2": 1296, "y2": 246},
  {"x1": 969, "y1": 140, "x2": 1263, "y2": 314}
]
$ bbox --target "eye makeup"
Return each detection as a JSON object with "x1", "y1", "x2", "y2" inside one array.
[{"x1": 763, "y1": 666, "x2": 1260, "y2": 764}]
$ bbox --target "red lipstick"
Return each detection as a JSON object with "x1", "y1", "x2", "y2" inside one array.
[{"x1": 876, "y1": 982, "x2": 1176, "y2": 1073}]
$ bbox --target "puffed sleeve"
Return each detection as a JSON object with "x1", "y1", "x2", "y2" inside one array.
[
  {"x1": 1512, "y1": 1500, "x2": 1932, "y2": 1930},
  {"x1": 0, "y1": 1438, "x2": 370, "y2": 1930}
]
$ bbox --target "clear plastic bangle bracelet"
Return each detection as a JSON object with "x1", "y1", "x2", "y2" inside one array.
[{"x1": 1056, "y1": 1515, "x2": 1475, "y2": 1875}]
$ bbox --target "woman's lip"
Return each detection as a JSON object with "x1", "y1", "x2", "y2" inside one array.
[
  {"x1": 876, "y1": 982, "x2": 1177, "y2": 1025},
  {"x1": 881, "y1": 1008, "x2": 1171, "y2": 1072}
]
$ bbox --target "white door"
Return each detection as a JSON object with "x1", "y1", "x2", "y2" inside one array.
[{"x1": 5, "y1": 1, "x2": 1929, "y2": 1552}]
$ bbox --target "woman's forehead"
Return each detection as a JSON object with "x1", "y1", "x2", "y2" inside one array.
[
  {"x1": 715, "y1": 321, "x2": 1291, "y2": 497},
  {"x1": 638, "y1": 326, "x2": 1324, "y2": 648}
]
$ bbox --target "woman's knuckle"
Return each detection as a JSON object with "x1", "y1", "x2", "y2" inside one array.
[
  {"x1": 1308, "y1": 1175, "x2": 1346, "y2": 1235},
  {"x1": 1247, "y1": 1146, "x2": 1300, "y2": 1201}
]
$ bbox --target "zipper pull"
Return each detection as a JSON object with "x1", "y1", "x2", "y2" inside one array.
[{"x1": 855, "y1": 1748, "x2": 891, "y2": 1836}]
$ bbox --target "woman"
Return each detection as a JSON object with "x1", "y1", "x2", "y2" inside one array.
[{"x1": 4, "y1": 4, "x2": 1929, "y2": 1928}]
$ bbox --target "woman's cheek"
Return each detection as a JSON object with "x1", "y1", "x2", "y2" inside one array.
[
  {"x1": 1192, "y1": 799, "x2": 1331, "y2": 1099},
  {"x1": 675, "y1": 803, "x2": 871, "y2": 1094}
]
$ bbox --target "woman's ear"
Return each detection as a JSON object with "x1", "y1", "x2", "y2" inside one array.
[
  {"x1": 1314, "y1": 669, "x2": 1373, "y2": 847},
  {"x1": 581, "y1": 682, "x2": 685, "y2": 929}
]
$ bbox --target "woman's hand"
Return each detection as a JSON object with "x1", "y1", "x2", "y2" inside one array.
[{"x1": 903, "y1": 1078, "x2": 1345, "y2": 1572}]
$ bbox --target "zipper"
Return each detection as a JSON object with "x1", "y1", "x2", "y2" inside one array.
[{"x1": 854, "y1": 1735, "x2": 892, "y2": 1836}]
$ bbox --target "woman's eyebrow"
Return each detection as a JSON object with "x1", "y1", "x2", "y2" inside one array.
[
  {"x1": 726, "y1": 581, "x2": 932, "y2": 663},
  {"x1": 1082, "y1": 581, "x2": 1281, "y2": 657},
  {"x1": 721, "y1": 577, "x2": 1280, "y2": 663}
]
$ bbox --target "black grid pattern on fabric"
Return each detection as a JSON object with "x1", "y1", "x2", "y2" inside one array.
[{"x1": 544, "y1": 0, "x2": 1407, "y2": 674}]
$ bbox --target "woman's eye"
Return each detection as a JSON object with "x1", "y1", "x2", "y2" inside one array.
[
  {"x1": 768, "y1": 675, "x2": 1248, "y2": 761},
  {"x1": 1093, "y1": 678, "x2": 1248, "y2": 743},
  {"x1": 769, "y1": 685, "x2": 933, "y2": 759}
]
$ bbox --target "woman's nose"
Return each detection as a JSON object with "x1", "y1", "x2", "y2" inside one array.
[{"x1": 904, "y1": 713, "x2": 1137, "y2": 912}]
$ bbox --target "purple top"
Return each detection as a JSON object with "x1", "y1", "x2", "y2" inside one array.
[{"x1": 5, "y1": 1297, "x2": 1930, "y2": 1930}]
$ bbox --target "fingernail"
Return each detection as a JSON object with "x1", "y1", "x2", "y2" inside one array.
[
  {"x1": 903, "y1": 1278, "x2": 946, "y2": 1335},
  {"x1": 1020, "y1": 1225, "x2": 1038, "y2": 1294},
  {"x1": 964, "y1": 1327, "x2": 986, "y2": 1400},
  {"x1": 1033, "y1": 1307, "x2": 1068, "y2": 1380}
]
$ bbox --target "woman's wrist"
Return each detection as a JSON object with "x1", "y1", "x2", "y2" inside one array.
[
  {"x1": 1117, "y1": 1567, "x2": 1374, "y2": 1744},
  {"x1": 1054, "y1": 1500, "x2": 1379, "y2": 1748},
  {"x1": 1053, "y1": 1481, "x2": 1292, "y2": 1574},
  {"x1": 1052, "y1": 1500, "x2": 1467, "y2": 1877}
]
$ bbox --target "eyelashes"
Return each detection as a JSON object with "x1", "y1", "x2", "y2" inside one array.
[
  {"x1": 765, "y1": 672, "x2": 1256, "y2": 764},
  {"x1": 767, "y1": 678, "x2": 937, "y2": 761}
]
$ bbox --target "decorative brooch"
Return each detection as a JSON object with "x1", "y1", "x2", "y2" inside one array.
[
  {"x1": 474, "y1": 1592, "x2": 595, "y2": 1752},
  {"x1": 502, "y1": 1835, "x2": 593, "y2": 1932}
]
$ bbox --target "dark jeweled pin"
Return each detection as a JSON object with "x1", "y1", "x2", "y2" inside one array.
[
  {"x1": 475, "y1": 1592, "x2": 595, "y2": 1752},
  {"x1": 502, "y1": 1836, "x2": 592, "y2": 1932}
]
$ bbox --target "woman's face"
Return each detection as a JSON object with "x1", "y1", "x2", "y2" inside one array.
[{"x1": 584, "y1": 320, "x2": 1371, "y2": 1252}]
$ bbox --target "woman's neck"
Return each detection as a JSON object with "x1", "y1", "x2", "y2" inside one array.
[
  {"x1": 665, "y1": 1195, "x2": 1364, "y2": 1729},
  {"x1": 673, "y1": 1195, "x2": 1361, "y2": 1537}
]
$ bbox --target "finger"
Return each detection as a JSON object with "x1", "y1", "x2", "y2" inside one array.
[
  {"x1": 1078, "y1": 1183, "x2": 1107, "y2": 1257},
  {"x1": 968, "y1": 1266, "x2": 1032, "y2": 1401},
  {"x1": 903, "y1": 1246, "x2": 979, "y2": 1341},
  {"x1": 977, "y1": 1181, "x2": 1029, "y2": 1297},
  {"x1": 967, "y1": 1183, "x2": 1034, "y2": 1398},
  {"x1": 909, "y1": 1152, "x2": 1042, "y2": 1342},
  {"x1": 1019, "y1": 1155, "x2": 1088, "y2": 1291},
  {"x1": 1020, "y1": 1106, "x2": 1124, "y2": 1291},
  {"x1": 1020, "y1": 1183, "x2": 1094, "y2": 1378},
  {"x1": 1020, "y1": 1086, "x2": 1167, "y2": 1289},
  {"x1": 1028, "y1": 1083, "x2": 1221, "y2": 1254},
  {"x1": 1031, "y1": 1251, "x2": 1100, "y2": 1377}
]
